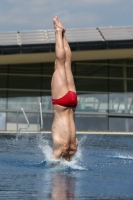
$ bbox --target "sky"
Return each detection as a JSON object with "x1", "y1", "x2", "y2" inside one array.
[{"x1": 0, "y1": 0, "x2": 133, "y2": 32}]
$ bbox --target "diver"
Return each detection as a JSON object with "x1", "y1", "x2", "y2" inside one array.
[{"x1": 51, "y1": 16, "x2": 78, "y2": 161}]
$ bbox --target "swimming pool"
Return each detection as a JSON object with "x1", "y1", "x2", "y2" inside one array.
[{"x1": 0, "y1": 133, "x2": 133, "y2": 200}]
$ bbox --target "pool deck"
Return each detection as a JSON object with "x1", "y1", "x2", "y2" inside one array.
[{"x1": 1, "y1": 131, "x2": 133, "y2": 135}]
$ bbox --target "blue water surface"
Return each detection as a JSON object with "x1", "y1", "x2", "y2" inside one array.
[{"x1": 0, "y1": 133, "x2": 133, "y2": 200}]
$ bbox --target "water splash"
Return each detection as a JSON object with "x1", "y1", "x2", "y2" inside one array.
[
  {"x1": 38, "y1": 136, "x2": 87, "y2": 171},
  {"x1": 114, "y1": 153, "x2": 133, "y2": 160},
  {"x1": 107, "y1": 153, "x2": 133, "y2": 160},
  {"x1": 78, "y1": 135, "x2": 87, "y2": 146}
]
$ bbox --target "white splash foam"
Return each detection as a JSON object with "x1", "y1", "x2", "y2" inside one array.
[
  {"x1": 78, "y1": 135, "x2": 87, "y2": 146},
  {"x1": 107, "y1": 153, "x2": 133, "y2": 160},
  {"x1": 115, "y1": 153, "x2": 133, "y2": 160},
  {"x1": 38, "y1": 139, "x2": 53, "y2": 161},
  {"x1": 38, "y1": 137, "x2": 87, "y2": 170}
]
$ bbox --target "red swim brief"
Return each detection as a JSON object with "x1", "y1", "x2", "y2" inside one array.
[{"x1": 52, "y1": 91, "x2": 77, "y2": 108}]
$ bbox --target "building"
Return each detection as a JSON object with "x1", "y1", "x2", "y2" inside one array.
[{"x1": 0, "y1": 26, "x2": 133, "y2": 132}]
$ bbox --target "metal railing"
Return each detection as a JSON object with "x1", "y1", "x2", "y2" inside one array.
[
  {"x1": 39, "y1": 102, "x2": 43, "y2": 130},
  {"x1": 18, "y1": 108, "x2": 30, "y2": 133},
  {"x1": 16, "y1": 103, "x2": 43, "y2": 133}
]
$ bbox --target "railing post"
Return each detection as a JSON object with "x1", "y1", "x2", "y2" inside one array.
[
  {"x1": 39, "y1": 102, "x2": 43, "y2": 130},
  {"x1": 18, "y1": 108, "x2": 30, "y2": 133},
  {"x1": 17, "y1": 109, "x2": 19, "y2": 133}
]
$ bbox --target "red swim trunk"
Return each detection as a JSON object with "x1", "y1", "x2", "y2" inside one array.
[{"x1": 52, "y1": 91, "x2": 77, "y2": 108}]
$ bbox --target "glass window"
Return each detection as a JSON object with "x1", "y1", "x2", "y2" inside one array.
[
  {"x1": 127, "y1": 81, "x2": 133, "y2": 92},
  {"x1": 9, "y1": 63, "x2": 41, "y2": 75},
  {"x1": 7, "y1": 112, "x2": 17, "y2": 123},
  {"x1": 127, "y1": 66, "x2": 133, "y2": 78},
  {"x1": 8, "y1": 91, "x2": 41, "y2": 111},
  {"x1": 0, "y1": 75, "x2": 7, "y2": 88},
  {"x1": 43, "y1": 63, "x2": 54, "y2": 76},
  {"x1": 128, "y1": 94, "x2": 133, "y2": 114},
  {"x1": 17, "y1": 112, "x2": 53, "y2": 132},
  {"x1": 109, "y1": 79, "x2": 124, "y2": 92},
  {"x1": 75, "y1": 78, "x2": 108, "y2": 92},
  {"x1": 7, "y1": 112, "x2": 38, "y2": 124},
  {"x1": 42, "y1": 92, "x2": 52, "y2": 111},
  {"x1": 7, "y1": 112, "x2": 39, "y2": 131},
  {"x1": 0, "y1": 112, "x2": 6, "y2": 130},
  {"x1": 109, "y1": 59, "x2": 126, "y2": 67},
  {"x1": 77, "y1": 93, "x2": 108, "y2": 113},
  {"x1": 128, "y1": 118, "x2": 133, "y2": 132},
  {"x1": 18, "y1": 112, "x2": 38, "y2": 124},
  {"x1": 75, "y1": 61, "x2": 108, "y2": 77},
  {"x1": 0, "y1": 91, "x2": 7, "y2": 110},
  {"x1": 126, "y1": 59, "x2": 133, "y2": 66},
  {"x1": 42, "y1": 113, "x2": 53, "y2": 131},
  {"x1": 8, "y1": 75, "x2": 41, "y2": 90},
  {"x1": 75, "y1": 114, "x2": 108, "y2": 131},
  {"x1": 109, "y1": 93, "x2": 133, "y2": 114},
  {"x1": 109, "y1": 117, "x2": 133, "y2": 132},
  {"x1": 7, "y1": 112, "x2": 17, "y2": 131},
  {"x1": 0, "y1": 65, "x2": 8, "y2": 73},
  {"x1": 109, "y1": 66, "x2": 123, "y2": 77},
  {"x1": 42, "y1": 77, "x2": 51, "y2": 90}
]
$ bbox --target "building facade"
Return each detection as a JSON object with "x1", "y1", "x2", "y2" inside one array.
[{"x1": 0, "y1": 26, "x2": 133, "y2": 132}]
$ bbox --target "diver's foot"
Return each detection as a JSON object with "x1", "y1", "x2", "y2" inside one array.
[{"x1": 53, "y1": 16, "x2": 66, "y2": 32}]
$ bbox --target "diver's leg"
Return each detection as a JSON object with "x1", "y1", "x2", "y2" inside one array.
[
  {"x1": 63, "y1": 35, "x2": 76, "y2": 93},
  {"x1": 51, "y1": 17, "x2": 68, "y2": 99},
  {"x1": 53, "y1": 17, "x2": 76, "y2": 93}
]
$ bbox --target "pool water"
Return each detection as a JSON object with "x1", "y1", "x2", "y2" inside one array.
[{"x1": 0, "y1": 133, "x2": 133, "y2": 200}]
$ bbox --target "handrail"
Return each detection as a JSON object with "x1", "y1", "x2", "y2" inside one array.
[
  {"x1": 39, "y1": 102, "x2": 43, "y2": 129},
  {"x1": 18, "y1": 108, "x2": 30, "y2": 133}
]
